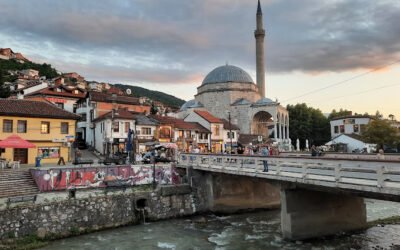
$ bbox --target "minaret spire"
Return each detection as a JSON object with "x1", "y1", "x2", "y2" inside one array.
[{"x1": 255, "y1": 0, "x2": 266, "y2": 97}]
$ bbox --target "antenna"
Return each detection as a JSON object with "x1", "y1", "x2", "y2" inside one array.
[{"x1": 126, "y1": 88, "x2": 132, "y2": 95}]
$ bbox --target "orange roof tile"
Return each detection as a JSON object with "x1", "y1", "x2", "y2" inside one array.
[{"x1": 194, "y1": 110, "x2": 222, "y2": 123}]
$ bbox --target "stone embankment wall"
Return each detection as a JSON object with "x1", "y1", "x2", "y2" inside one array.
[{"x1": 0, "y1": 185, "x2": 197, "y2": 240}]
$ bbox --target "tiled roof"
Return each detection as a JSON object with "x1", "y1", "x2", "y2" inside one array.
[
  {"x1": 92, "y1": 108, "x2": 135, "y2": 122},
  {"x1": 0, "y1": 99, "x2": 80, "y2": 120},
  {"x1": 132, "y1": 114, "x2": 159, "y2": 126},
  {"x1": 27, "y1": 86, "x2": 86, "y2": 99},
  {"x1": 221, "y1": 119, "x2": 240, "y2": 130},
  {"x1": 89, "y1": 91, "x2": 146, "y2": 105},
  {"x1": 149, "y1": 115, "x2": 210, "y2": 132},
  {"x1": 194, "y1": 110, "x2": 222, "y2": 123},
  {"x1": 330, "y1": 115, "x2": 374, "y2": 121}
]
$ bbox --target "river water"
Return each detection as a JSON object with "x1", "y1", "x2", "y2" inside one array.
[{"x1": 41, "y1": 199, "x2": 400, "y2": 250}]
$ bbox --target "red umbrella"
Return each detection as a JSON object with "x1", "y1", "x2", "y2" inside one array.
[{"x1": 0, "y1": 135, "x2": 36, "y2": 148}]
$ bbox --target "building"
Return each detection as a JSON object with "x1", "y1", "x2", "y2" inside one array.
[
  {"x1": 25, "y1": 84, "x2": 86, "y2": 113},
  {"x1": 177, "y1": 0, "x2": 289, "y2": 146},
  {"x1": 325, "y1": 134, "x2": 376, "y2": 153},
  {"x1": 75, "y1": 91, "x2": 151, "y2": 146},
  {"x1": 184, "y1": 110, "x2": 225, "y2": 153},
  {"x1": 0, "y1": 99, "x2": 79, "y2": 164},
  {"x1": 92, "y1": 108, "x2": 136, "y2": 155},
  {"x1": 330, "y1": 115, "x2": 373, "y2": 139},
  {"x1": 150, "y1": 115, "x2": 211, "y2": 152},
  {"x1": 132, "y1": 114, "x2": 159, "y2": 153},
  {"x1": 222, "y1": 119, "x2": 240, "y2": 152}
]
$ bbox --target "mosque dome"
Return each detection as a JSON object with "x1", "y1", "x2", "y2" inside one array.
[
  {"x1": 180, "y1": 99, "x2": 204, "y2": 111},
  {"x1": 202, "y1": 65, "x2": 254, "y2": 85}
]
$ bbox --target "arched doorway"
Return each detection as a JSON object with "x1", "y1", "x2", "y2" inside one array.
[{"x1": 252, "y1": 111, "x2": 274, "y2": 137}]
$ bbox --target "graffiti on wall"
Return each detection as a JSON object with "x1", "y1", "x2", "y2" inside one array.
[{"x1": 31, "y1": 165, "x2": 182, "y2": 192}]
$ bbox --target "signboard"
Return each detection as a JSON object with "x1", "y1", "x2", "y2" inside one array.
[{"x1": 52, "y1": 138, "x2": 67, "y2": 143}]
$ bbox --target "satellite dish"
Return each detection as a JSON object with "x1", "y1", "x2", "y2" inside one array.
[{"x1": 126, "y1": 89, "x2": 132, "y2": 95}]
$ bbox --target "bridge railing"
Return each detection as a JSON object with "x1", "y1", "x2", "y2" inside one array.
[{"x1": 178, "y1": 153, "x2": 400, "y2": 192}]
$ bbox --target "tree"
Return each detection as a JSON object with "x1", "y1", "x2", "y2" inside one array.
[
  {"x1": 328, "y1": 108, "x2": 352, "y2": 120},
  {"x1": 287, "y1": 103, "x2": 331, "y2": 148},
  {"x1": 150, "y1": 102, "x2": 158, "y2": 115},
  {"x1": 362, "y1": 119, "x2": 400, "y2": 149},
  {"x1": 389, "y1": 114, "x2": 395, "y2": 121},
  {"x1": 0, "y1": 69, "x2": 10, "y2": 98}
]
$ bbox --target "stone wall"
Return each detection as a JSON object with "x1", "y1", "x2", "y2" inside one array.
[{"x1": 0, "y1": 185, "x2": 196, "y2": 240}]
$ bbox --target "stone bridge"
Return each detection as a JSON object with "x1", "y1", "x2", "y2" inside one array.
[{"x1": 178, "y1": 153, "x2": 400, "y2": 240}]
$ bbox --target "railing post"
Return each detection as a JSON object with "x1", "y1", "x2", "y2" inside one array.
[
  {"x1": 276, "y1": 161, "x2": 281, "y2": 175},
  {"x1": 302, "y1": 164, "x2": 308, "y2": 179},
  {"x1": 377, "y1": 165, "x2": 386, "y2": 188},
  {"x1": 335, "y1": 164, "x2": 341, "y2": 183}
]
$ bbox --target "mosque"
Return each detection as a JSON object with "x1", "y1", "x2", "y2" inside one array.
[{"x1": 178, "y1": 0, "x2": 289, "y2": 144}]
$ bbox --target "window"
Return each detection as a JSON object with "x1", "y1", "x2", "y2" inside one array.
[
  {"x1": 17, "y1": 120, "x2": 27, "y2": 133},
  {"x1": 339, "y1": 125, "x2": 345, "y2": 133},
  {"x1": 214, "y1": 125, "x2": 220, "y2": 136},
  {"x1": 38, "y1": 147, "x2": 60, "y2": 159},
  {"x1": 125, "y1": 122, "x2": 130, "y2": 133},
  {"x1": 227, "y1": 132, "x2": 235, "y2": 139},
  {"x1": 113, "y1": 121, "x2": 119, "y2": 133},
  {"x1": 334, "y1": 126, "x2": 339, "y2": 133},
  {"x1": 141, "y1": 127, "x2": 152, "y2": 135},
  {"x1": 81, "y1": 114, "x2": 87, "y2": 122},
  {"x1": 178, "y1": 130, "x2": 184, "y2": 138},
  {"x1": 90, "y1": 110, "x2": 94, "y2": 122},
  {"x1": 41, "y1": 122, "x2": 50, "y2": 134},
  {"x1": 56, "y1": 102, "x2": 64, "y2": 109},
  {"x1": 3, "y1": 119, "x2": 13, "y2": 133},
  {"x1": 61, "y1": 122, "x2": 69, "y2": 134},
  {"x1": 353, "y1": 124, "x2": 359, "y2": 133}
]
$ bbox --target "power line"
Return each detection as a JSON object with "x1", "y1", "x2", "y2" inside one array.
[
  {"x1": 318, "y1": 82, "x2": 400, "y2": 102},
  {"x1": 282, "y1": 58, "x2": 400, "y2": 103}
]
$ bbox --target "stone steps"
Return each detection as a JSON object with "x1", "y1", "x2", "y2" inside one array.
[{"x1": 0, "y1": 169, "x2": 39, "y2": 198}]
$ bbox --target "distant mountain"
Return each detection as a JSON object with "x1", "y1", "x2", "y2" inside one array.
[{"x1": 114, "y1": 83, "x2": 186, "y2": 108}]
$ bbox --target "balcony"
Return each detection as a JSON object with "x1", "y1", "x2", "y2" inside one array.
[
  {"x1": 77, "y1": 121, "x2": 87, "y2": 128},
  {"x1": 76, "y1": 106, "x2": 88, "y2": 114}
]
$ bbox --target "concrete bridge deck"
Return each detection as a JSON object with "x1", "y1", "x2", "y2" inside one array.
[
  {"x1": 178, "y1": 153, "x2": 400, "y2": 240},
  {"x1": 178, "y1": 153, "x2": 400, "y2": 201}
]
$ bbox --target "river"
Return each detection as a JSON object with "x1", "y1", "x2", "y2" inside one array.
[{"x1": 41, "y1": 199, "x2": 400, "y2": 250}]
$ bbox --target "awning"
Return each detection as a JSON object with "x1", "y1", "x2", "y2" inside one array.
[{"x1": 0, "y1": 134, "x2": 36, "y2": 148}]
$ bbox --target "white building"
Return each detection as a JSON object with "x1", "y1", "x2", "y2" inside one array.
[
  {"x1": 330, "y1": 115, "x2": 373, "y2": 139},
  {"x1": 93, "y1": 108, "x2": 136, "y2": 155},
  {"x1": 325, "y1": 134, "x2": 376, "y2": 153}
]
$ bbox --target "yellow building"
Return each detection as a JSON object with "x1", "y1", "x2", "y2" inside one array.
[{"x1": 0, "y1": 99, "x2": 79, "y2": 164}]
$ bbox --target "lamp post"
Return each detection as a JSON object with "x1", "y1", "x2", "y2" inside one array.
[
  {"x1": 228, "y1": 111, "x2": 233, "y2": 154},
  {"x1": 151, "y1": 147, "x2": 156, "y2": 189}
]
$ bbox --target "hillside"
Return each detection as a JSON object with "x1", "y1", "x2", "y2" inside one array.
[
  {"x1": 0, "y1": 58, "x2": 59, "y2": 80},
  {"x1": 114, "y1": 84, "x2": 186, "y2": 108}
]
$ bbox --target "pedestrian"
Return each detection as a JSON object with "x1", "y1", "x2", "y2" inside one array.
[
  {"x1": 378, "y1": 148, "x2": 385, "y2": 160},
  {"x1": 311, "y1": 145, "x2": 317, "y2": 157}
]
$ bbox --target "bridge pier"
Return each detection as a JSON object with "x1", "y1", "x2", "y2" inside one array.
[{"x1": 281, "y1": 188, "x2": 367, "y2": 240}]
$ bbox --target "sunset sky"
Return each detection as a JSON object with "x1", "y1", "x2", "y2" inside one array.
[{"x1": 1, "y1": 0, "x2": 399, "y2": 118}]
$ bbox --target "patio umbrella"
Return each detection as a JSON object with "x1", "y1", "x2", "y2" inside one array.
[{"x1": 0, "y1": 134, "x2": 36, "y2": 148}]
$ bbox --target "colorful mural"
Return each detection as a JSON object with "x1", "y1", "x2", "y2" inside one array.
[{"x1": 30, "y1": 165, "x2": 182, "y2": 192}]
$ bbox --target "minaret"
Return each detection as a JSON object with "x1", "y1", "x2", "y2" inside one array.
[{"x1": 254, "y1": 0, "x2": 266, "y2": 97}]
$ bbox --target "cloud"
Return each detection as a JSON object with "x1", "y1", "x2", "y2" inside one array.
[{"x1": 1, "y1": 0, "x2": 400, "y2": 84}]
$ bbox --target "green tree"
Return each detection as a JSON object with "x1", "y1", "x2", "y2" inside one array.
[
  {"x1": 150, "y1": 102, "x2": 158, "y2": 115},
  {"x1": 287, "y1": 103, "x2": 330, "y2": 148},
  {"x1": 362, "y1": 119, "x2": 400, "y2": 149},
  {"x1": 0, "y1": 69, "x2": 10, "y2": 98},
  {"x1": 328, "y1": 108, "x2": 352, "y2": 120}
]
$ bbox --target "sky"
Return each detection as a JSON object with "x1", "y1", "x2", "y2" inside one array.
[{"x1": 1, "y1": 0, "x2": 399, "y2": 118}]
